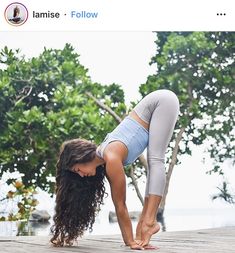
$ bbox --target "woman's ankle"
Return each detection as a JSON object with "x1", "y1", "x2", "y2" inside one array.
[{"x1": 142, "y1": 218, "x2": 157, "y2": 227}]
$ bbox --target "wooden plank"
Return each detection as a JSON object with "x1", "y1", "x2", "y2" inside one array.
[{"x1": 0, "y1": 226, "x2": 235, "y2": 252}]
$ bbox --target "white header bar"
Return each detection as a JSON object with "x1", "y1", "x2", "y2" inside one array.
[{"x1": 1, "y1": 0, "x2": 234, "y2": 31}]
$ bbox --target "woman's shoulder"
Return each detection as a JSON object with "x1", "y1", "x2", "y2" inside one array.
[{"x1": 103, "y1": 141, "x2": 128, "y2": 163}]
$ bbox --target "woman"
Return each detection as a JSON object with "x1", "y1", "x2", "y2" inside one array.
[{"x1": 50, "y1": 89, "x2": 180, "y2": 250}]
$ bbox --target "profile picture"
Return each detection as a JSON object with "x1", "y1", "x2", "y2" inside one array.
[{"x1": 4, "y1": 2, "x2": 28, "y2": 26}]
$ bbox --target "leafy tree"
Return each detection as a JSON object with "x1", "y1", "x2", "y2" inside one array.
[
  {"x1": 0, "y1": 180, "x2": 38, "y2": 221},
  {"x1": 0, "y1": 44, "x2": 127, "y2": 195},
  {"x1": 212, "y1": 181, "x2": 235, "y2": 204},
  {"x1": 139, "y1": 32, "x2": 235, "y2": 213}
]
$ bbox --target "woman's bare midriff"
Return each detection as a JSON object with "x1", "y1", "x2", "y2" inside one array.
[{"x1": 129, "y1": 111, "x2": 149, "y2": 131}]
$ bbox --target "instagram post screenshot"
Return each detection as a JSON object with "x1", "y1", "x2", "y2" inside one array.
[{"x1": 0, "y1": 0, "x2": 234, "y2": 252}]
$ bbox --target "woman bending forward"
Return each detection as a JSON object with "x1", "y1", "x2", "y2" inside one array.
[{"x1": 50, "y1": 89, "x2": 180, "y2": 250}]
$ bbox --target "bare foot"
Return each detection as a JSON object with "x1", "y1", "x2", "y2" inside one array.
[{"x1": 141, "y1": 221, "x2": 160, "y2": 246}]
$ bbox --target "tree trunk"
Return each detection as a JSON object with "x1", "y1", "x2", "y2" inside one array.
[
  {"x1": 129, "y1": 165, "x2": 144, "y2": 205},
  {"x1": 85, "y1": 91, "x2": 122, "y2": 122}
]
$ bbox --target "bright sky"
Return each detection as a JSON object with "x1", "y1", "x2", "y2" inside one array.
[
  {"x1": 0, "y1": 31, "x2": 156, "y2": 106},
  {"x1": 0, "y1": 32, "x2": 234, "y2": 211}
]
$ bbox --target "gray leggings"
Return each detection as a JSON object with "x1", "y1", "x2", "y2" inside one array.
[{"x1": 133, "y1": 89, "x2": 180, "y2": 197}]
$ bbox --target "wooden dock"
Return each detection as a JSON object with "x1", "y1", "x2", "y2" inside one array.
[{"x1": 0, "y1": 226, "x2": 235, "y2": 252}]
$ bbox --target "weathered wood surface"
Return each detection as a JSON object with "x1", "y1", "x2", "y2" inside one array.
[{"x1": 0, "y1": 226, "x2": 235, "y2": 252}]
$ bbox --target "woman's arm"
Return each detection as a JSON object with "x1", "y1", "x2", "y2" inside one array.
[
  {"x1": 105, "y1": 151, "x2": 143, "y2": 250},
  {"x1": 106, "y1": 156, "x2": 133, "y2": 245}
]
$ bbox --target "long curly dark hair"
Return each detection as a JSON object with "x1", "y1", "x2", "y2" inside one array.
[{"x1": 50, "y1": 138, "x2": 106, "y2": 246}]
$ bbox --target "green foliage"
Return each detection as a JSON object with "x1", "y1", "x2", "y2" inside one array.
[
  {"x1": 140, "y1": 32, "x2": 235, "y2": 203},
  {"x1": 0, "y1": 44, "x2": 127, "y2": 194},
  {"x1": 212, "y1": 182, "x2": 235, "y2": 204},
  {"x1": 0, "y1": 180, "x2": 38, "y2": 221},
  {"x1": 141, "y1": 32, "x2": 235, "y2": 168}
]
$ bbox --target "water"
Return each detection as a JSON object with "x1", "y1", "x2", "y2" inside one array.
[{"x1": 0, "y1": 208, "x2": 234, "y2": 236}]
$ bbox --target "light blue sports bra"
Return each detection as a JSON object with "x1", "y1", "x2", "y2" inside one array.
[{"x1": 96, "y1": 116, "x2": 149, "y2": 166}]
